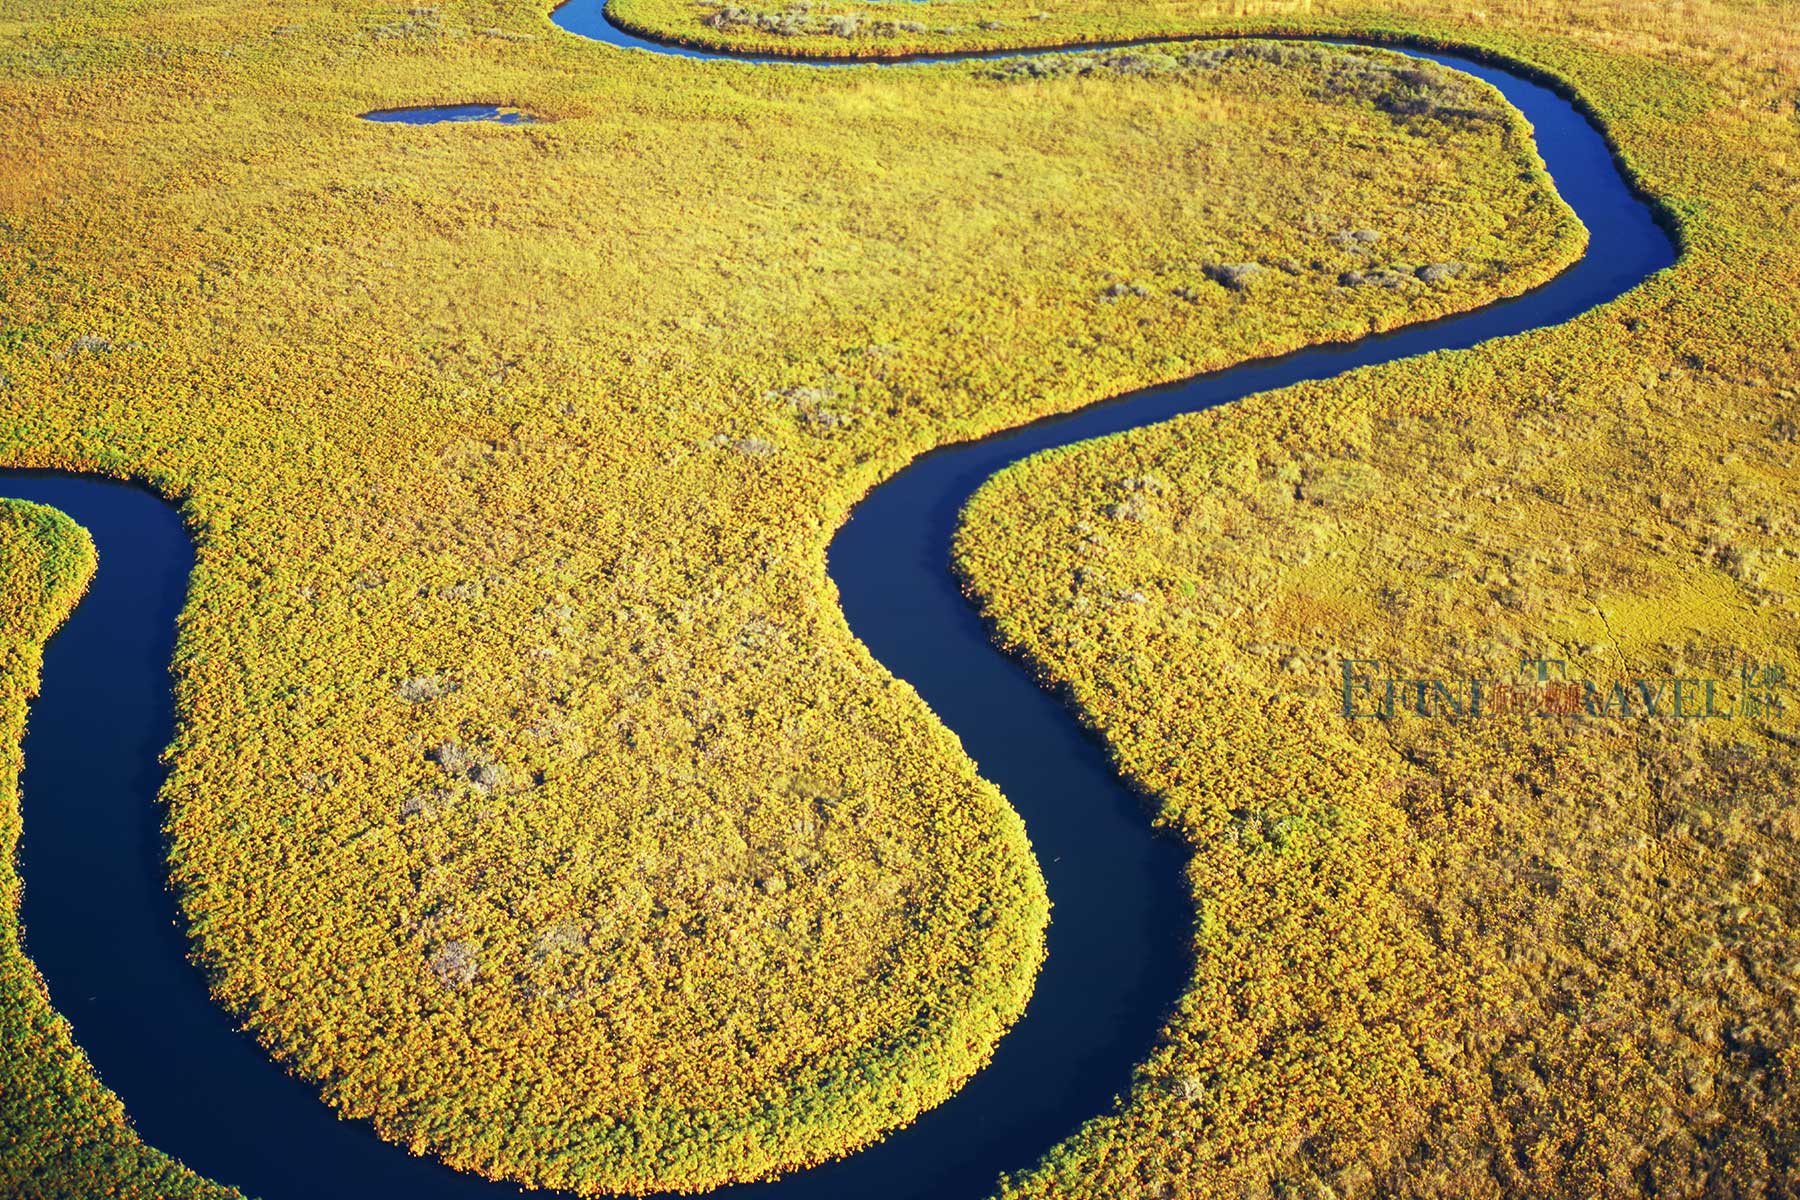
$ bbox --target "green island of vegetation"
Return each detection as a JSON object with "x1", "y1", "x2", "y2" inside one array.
[{"x1": 2, "y1": 0, "x2": 1793, "y2": 1196}]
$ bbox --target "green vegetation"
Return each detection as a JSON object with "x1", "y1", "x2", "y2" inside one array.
[
  {"x1": 0, "y1": 3, "x2": 1579, "y2": 1194},
  {"x1": 0, "y1": 502, "x2": 233, "y2": 1200},
  {"x1": 606, "y1": 0, "x2": 1190, "y2": 58},
  {"x1": 954, "y1": 3, "x2": 1800, "y2": 1195}
]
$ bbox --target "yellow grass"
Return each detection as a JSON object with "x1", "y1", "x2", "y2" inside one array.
[
  {"x1": 0, "y1": 3, "x2": 1582, "y2": 1194},
  {"x1": 955, "y1": 2, "x2": 1800, "y2": 1194}
]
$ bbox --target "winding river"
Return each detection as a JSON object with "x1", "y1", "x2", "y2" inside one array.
[{"x1": 2, "y1": 11, "x2": 1675, "y2": 1200}]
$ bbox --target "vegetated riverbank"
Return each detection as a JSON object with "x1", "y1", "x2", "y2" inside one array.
[
  {"x1": 0, "y1": 502, "x2": 230, "y2": 1199},
  {"x1": 0, "y1": 7, "x2": 1585, "y2": 1194},
  {"x1": 953, "y1": 5, "x2": 1800, "y2": 1198}
]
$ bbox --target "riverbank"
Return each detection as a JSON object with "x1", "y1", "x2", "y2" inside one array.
[{"x1": 0, "y1": 3, "x2": 1696, "y2": 1198}]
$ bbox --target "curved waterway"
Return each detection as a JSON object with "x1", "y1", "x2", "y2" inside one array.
[{"x1": 3, "y1": 15, "x2": 1676, "y2": 1200}]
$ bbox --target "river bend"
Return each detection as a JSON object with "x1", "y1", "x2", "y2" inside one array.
[{"x1": 2, "y1": 16, "x2": 1675, "y2": 1200}]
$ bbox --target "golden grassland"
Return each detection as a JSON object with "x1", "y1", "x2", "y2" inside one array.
[
  {"x1": 0, "y1": 502, "x2": 235, "y2": 1200},
  {"x1": 0, "y1": 3, "x2": 1578, "y2": 1194},
  {"x1": 612, "y1": 0, "x2": 1800, "y2": 75},
  {"x1": 954, "y1": 2, "x2": 1800, "y2": 1196}
]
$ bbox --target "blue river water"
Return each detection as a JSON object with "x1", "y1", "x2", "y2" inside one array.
[
  {"x1": 362, "y1": 104, "x2": 541, "y2": 124},
  {"x1": 3, "y1": 13, "x2": 1675, "y2": 1200}
]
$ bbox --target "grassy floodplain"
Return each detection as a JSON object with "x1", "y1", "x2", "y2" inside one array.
[
  {"x1": 951, "y1": 2, "x2": 1800, "y2": 1198},
  {"x1": 0, "y1": 1, "x2": 1587, "y2": 1195}
]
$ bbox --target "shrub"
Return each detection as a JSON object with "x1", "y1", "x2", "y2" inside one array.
[
  {"x1": 396, "y1": 674, "x2": 453, "y2": 702},
  {"x1": 428, "y1": 940, "x2": 480, "y2": 988},
  {"x1": 1204, "y1": 262, "x2": 1265, "y2": 291}
]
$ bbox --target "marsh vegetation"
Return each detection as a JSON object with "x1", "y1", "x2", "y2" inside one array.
[
  {"x1": 0, "y1": 5, "x2": 1581, "y2": 1193},
  {"x1": 954, "y1": 4, "x2": 1800, "y2": 1194},
  {"x1": 6, "y1": 0, "x2": 1793, "y2": 1196}
]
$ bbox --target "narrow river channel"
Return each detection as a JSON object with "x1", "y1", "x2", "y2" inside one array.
[{"x1": 2, "y1": 16, "x2": 1676, "y2": 1200}]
